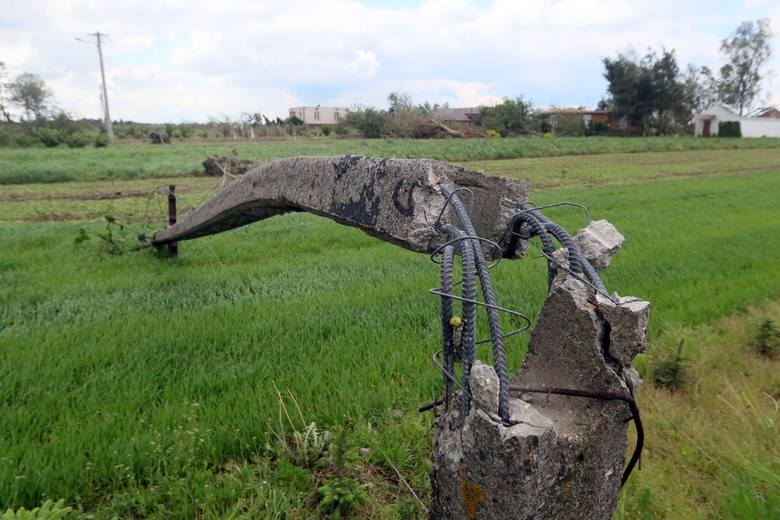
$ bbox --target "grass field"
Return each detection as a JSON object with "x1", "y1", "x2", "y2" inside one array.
[
  {"x1": 1, "y1": 139, "x2": 779, "y2": 518},
  {"x1": 3, "y1": 136, "x2": 780, "y2": 185}
]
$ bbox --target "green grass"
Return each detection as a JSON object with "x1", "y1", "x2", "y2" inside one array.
[
  {"x1": 1, "y1": 146, "x2": 779, "y2": 518},
  {"x1": 3, "y1": 136, "x2": 780, "y2": 184},
  {"x1": 616, "y1": 300, "x2": 780, "y2": 520}
]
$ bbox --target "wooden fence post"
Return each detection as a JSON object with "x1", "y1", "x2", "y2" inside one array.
[{"x1": 167, "y1": 185, "x2": 178, "y2": 258}]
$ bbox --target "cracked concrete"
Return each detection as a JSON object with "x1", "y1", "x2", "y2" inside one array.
[
  {"x1": 153, "y1": 155, "x2": 527, "y2": 253},
  {"x1": 430, "y1": 222, "x2": 649, "y2": 520}
]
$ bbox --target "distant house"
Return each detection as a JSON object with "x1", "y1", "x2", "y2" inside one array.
[
  {"x1": 750, "y1": 106, "x2": 780, "y2": 119},
  {"x1": 694, "y1": 104, "x2": 780, "y2": 137},
  {"x1": 288, "y1": 106, "x2": 350, "y2": 126},
  {"x1": 430, "y1": 107, "x2": 482, "y2": 125},
  {"x1": 538, "y1": 107, "x2": 637, "y2": 133}
]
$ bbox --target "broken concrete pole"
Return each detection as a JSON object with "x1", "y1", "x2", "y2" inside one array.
[
  {"x1": 431, "y1": 212, "x2": 649, "y2": 520},
  {"x1": 574, "y1": 219, "x2": 625, "y2": 270},
  {"x1": 153, "y1": 155, "x2": 527, "y2": 253},
  {"x1": 468, "y1": 362, "x2": 500, "y2": 413}
]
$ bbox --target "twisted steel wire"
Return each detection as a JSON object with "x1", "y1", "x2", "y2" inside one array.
[
  {"x1": 519, "y1": 203, "x2": 611, "y2": 297},
  {"x1": 439, "y1": 245, "x2": 456, "y2": 409},
  {"x1": 440, "y1": 185, "x2": 511, "y2": 423},
  {"x1": 507, "y1": 211, "x2": 557, "y2": 289},
  {"x1": 441, "y1": 224, "x2": 478, "y2": 420}
]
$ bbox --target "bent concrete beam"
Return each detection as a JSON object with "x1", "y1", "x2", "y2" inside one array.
[{"x1": 153, "y1": 155, "x2": 527, "y2": 253}]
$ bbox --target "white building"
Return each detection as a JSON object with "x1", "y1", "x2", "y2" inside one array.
[
  {"x1": 288, "y1": 106, "x2": 350, "y2": 126},
  {"x1": 694, "y1": 104, "x2": 780, "y2": 138}
]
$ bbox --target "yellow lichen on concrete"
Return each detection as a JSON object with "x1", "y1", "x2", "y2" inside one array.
[{"x1": 459, "y1": 470, "x2": 486, "y2": 519}]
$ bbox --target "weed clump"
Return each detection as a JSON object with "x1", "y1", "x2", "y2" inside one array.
[
  {"x1": 316, "y1": 419, "x2": 368, "y2": 519},
  {"x1": 1, "y1": 499, "x2": 71, "y2": 519},
  {"x1": 652, "y1": 340, "x2": 686, "y2": 390},
  {"x1": 754, "y1": 319, "x2": 779, "y2": 358}
]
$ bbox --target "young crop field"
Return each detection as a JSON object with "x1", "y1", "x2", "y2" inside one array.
[
  {"x1": 1, "y1": 140, "x2": 779, "y2": 519},
  {"x1": 2, "y1": 136, "x2": 780, "y2": 185}
]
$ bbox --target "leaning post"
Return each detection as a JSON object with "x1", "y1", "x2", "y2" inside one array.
[{"x1": 167, "y1": 185, "x2": 178, "y2": 258}]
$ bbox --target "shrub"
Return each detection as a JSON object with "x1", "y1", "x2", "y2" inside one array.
[
  {"x1": 0, "y1": 126, "x2": 8, "y2": 146},
  {"x1": 334, "y1": 120, "x2": 353, "y2": 136},
  {"x1": 66, "y1": 132, "x2": 92, "y2": 148},
  {"x1": 320, "y1": 125, "x2": 333, "y2": 136},
  {"x1": 1, "y1": 499, "x2": 72, "y2": 519},
  {"x1": 384, "y1": 109, "x2": 427, "y2": 138},
  {"x1": 35, "y1": 128, "x2": 67, "y2": 147},
  {"x1": 754, "y1": 319, "x2": 779, "y2": 358},
  {"x1": 484, "y1": 129, "x2": 501, "y2": 139},
  {"x1": 316, "y1": 476, "x2": 368, "y2": 518},
  {"x1": 342, "y1": 109, "x2": 388, "y2": 138},
  {"x1": 315, "y1": 419, "x2": 367, "y2": 518},
  {"x1": 94, "y1": 134, "x2": 109, "y2": 147},
  {"x1": 719, "y1": 121, "x2": 742, "y2": 138},
  {"x1": 12, "y1": 134, "x2": 36, "y2": 147},
  {"x1": 652, "y1": 339, "x2": 686, "y2": 390},
  {"x1": 480, "y1": 97, "x2": 534, "y2": 136}
]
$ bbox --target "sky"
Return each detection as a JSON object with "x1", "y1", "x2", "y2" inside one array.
[{"x1": 1, "y1": 0, "x2": 779, "y2": 123}]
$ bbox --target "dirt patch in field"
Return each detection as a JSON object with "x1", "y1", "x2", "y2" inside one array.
[
  {"x1": 1, "y1": 185, "x2": 210, "y2": 203},
  {"x1": 13, "y1": 211, "x2": 106, "y2": 222}
]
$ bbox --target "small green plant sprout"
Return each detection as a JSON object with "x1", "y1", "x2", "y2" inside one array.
[
  {"x1": 1, "y1": 499, "x2": 72, "y2": 520},
  {"x1": 73, "y1": 228, "x2": 90, "y2": 246},
  {"x1": 96, "y1": 213, "x2": 125, "y2": 255},
  {"x1": 267, "y1": 381, "x2": 332, "y2": 469},
  {"x1": 316, "y1": 418, "x2": 368, "y2": 519},
  {"x1": 316, "y1": 475, "x2": 368, "y2": 519},
  {"x1": 653, "y1": 339, "x2": 687, "y2": 390},
  {"x1": 754, "y1": 318, "x2": 780, "y2": 358}
]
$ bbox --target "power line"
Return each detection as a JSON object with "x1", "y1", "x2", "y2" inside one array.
[{"x1": 76, "y1": 32, "x2": 114, "y2": 143}]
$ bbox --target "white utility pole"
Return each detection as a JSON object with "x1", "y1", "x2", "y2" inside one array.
[{"x1": 77, "y1": 32, "x2": 114, "y2": 142}]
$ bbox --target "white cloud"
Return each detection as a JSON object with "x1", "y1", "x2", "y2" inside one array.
[{"x1": 0, "y1": 0, "x2": 777, "y2": 121}]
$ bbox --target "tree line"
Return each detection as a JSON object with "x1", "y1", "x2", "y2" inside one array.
[
  {"x1": 0, "y1": 18, "x2": 773, "y2": 146},
  {"x1": 602, "y1": 18, "x2": 772, "y2": 135}
]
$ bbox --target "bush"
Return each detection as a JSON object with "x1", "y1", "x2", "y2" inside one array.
[
  {"x1": 12, "y1": 134, "x2": 36, "y2": 147},
  {"x1": 334, "y1": 121, "x2": 353, "y2": 137},
  {"x1": 1, "y1": 499, "x2": 72, "y2": 519},
  {"x1": 481, "y1": 97, "x2": 534, "y2": 137},
  {"x1": 719, "y1": 121, "x2": 742, "y2": 138},
  {"x1": 66, "y1": 132, "x2": 93, "y2": 148},
  {"x1": 342, "y1": 109, "x2": 388, "y2": 138},
  {"x1": 35, "y1": 128, "x2": 67, "y2": 147},
  {"x1": 94, "y1": 134, "x2": 109, "y2": 147},
  {"x1": 484, "y1": 129, "x2": 501, "y2": 139},
  {"x1": 320, "y1": 125, "x2": 333, "y2": 136},
  {"x1": 652, "y1": 340, "x2": 686, "y2": 390},
  {"x1": 552, "y1": 114, "x2": 586, "y2": 137},
  {"x1": 754, "y1": 319, "x2": 779, "y2": 358},
  {"x1": 384, "y1": 109, "x2": 427, "y2": 138}
]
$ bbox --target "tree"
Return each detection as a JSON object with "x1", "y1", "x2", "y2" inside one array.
[
  {"x1": 682, "y1": 65, "x2": 720, "y2": 115},
  {"x1": 0, "y1": 61, "x2": 11, "y2": 122},
  {"x1": 387, "y1": 92, "x2": 414, "y2": 114},
  {"x1": 603, "y1": 48, "x2": 691, "y2": 134},
  {"x1": 480, "y1": 97, "x2": 534, "y2": 136},
  {"x1": 719, "y1": 18, "x2": 773, "y2": 115},
  {"x1": 8, "y1": 72, "x2": 52, "y2": 120}
]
